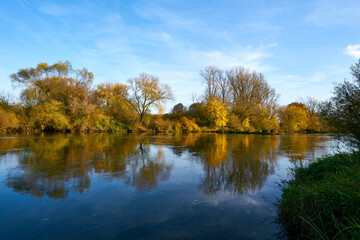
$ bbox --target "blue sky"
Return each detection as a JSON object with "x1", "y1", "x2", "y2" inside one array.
[{"x1": 1, "y1": 0, "x2": 360, "y2": 111}]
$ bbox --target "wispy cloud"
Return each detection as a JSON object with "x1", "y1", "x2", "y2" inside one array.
[
  {"x1": 182, "y1": 46, "x2": 275, "y2": 72},
  {"x1": 345, "y1": 44, "x2": 360, "y2": 59},
  {"x1": 306, "y1": 0, "x2": 360, "y2": 26},
  {"x1": 133, "y1": 2, "x2": 204, "y2": 32},
  {"x1": 38, "y1": 1, "x2": 89, "y2": 16}
]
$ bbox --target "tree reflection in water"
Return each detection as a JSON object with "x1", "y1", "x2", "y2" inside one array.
[
  {"x1": 0, "y1": 133, "x2": 332, "y2": 200},
  {"x1": 194, "y1": 134, "x2": 280, "y2": 195},
  {"x1": 3, "y1": 134, "x2": 172, "y2": 199}
]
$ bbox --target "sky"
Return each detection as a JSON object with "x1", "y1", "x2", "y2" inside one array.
[{"x1": 1, "y1": 0, "x2": 360, "y2": 112}]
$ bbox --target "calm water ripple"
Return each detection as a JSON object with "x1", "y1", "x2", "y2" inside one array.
[{"x1": 0, "y1": 133, "x2": 336, "y2": 240}]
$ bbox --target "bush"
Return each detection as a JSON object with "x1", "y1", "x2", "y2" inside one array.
[
  {"x1": 179, "y1": 117, "x2": 200, "y2": 132},
  {"x1": 278, "y1": 152, "x2": 360, "y2": 239},
  {"x1": 227, "y1": 113, "x2": 244, "y2": 131},
  {"x1": 0, "y1": 109, "x2": 19, "y2": 130},
  {"x1": 29, "y1": 100, "x2": 70, "y2": 131},
  {"x1": 204, "y1": 97, "x2": 229, "y2": 130},
  {"x1": 149, "y1": 117, "x2": 174, "y2": 132}
]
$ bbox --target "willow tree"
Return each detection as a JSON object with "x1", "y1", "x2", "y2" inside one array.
[
  {"x1": 10, "y1": 61, "x2": 94, "y2": 121},
  {"x1": 126, "y1": 73, "x2": 173, "y2": 123}
]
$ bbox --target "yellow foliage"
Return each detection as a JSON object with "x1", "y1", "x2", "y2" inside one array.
[
  {"x1": 0, "y1": 109, "x2": 19, "y2": 130},
  {"x1": 279, "y1": 105, "x2": 309, "y2": 132},
  {"x1": 205, "y1": 97, "x2": 229, "y2": 130},
  {"x1": 242, "y1": 118, "x2": 251, "y2": 130},
  {"x1": 152, "y1": 117, "x2": 173, "y2": 131},
  {"x1": 95, "y1": 83, "x2": 136, "y2": 123},
  {"x1": 206, "y1": 134, "x2": 228, "y2": 166},
  {"x1": 307, "y1": 115, "x2": 322, "y2": 132},
  {"x1": 179, "y1": 117, "x2": 200, "y2": 132},
  {"x1": 227, "y1": 113, "x2": 243, "y2": 131},
  {"x1": 29, "y1": 100, "x2": 70, "y2": 131}
]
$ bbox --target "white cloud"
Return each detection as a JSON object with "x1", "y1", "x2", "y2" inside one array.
[{"x1": 345, "y1": 44, "x2": 360, "y2": 59}]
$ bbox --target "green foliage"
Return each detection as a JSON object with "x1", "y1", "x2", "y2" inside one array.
[
  {"x1": 278, "y1": 152, "x2": 360, "y2": 239},
  {"x1": 320, "y1": 60, "x2": 360, "y2": 146},
  {"x1": 188, "y1": 102, "x2": 207, "y2": 126}
]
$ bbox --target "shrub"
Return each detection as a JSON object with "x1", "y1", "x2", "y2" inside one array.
[
  {"x1": 179, "y1": 117, "x2": 200, "y2": 132},
  {"x1": 29, "y1": 100, "x2": 70, "y2": 131},
  {"x1": 227, "y1": 113, "x2": 244, "y2": 131},
  {"x1": 278, "y1": 152, "x2": 360, "y2": 239},
  {"x1": 0, "y1": 109, "x2": 19, "y2": 130}
]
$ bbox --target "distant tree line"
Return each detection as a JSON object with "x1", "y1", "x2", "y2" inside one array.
[
  {"x1": 0, "y1": 60, "x2": 334, "y2": 133},
  {"x1": 164, "y1": 66, "x2": 326, "y2": 134}
]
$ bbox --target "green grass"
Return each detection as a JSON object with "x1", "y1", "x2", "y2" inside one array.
[{"x1": 277, "y1": 151, "x2": 360, "y2": 239}]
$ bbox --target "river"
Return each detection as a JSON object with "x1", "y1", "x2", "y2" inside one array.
[{"x1": 0, "y1": 133, "x2": 337, "y2": 239}]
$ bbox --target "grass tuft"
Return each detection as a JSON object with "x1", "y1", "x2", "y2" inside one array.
[{"x1": 277, "y1": 151, "x2": 360, "y2": 239}]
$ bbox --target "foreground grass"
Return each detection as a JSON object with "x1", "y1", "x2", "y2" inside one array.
[{"x1": 277, "y1": 151, "x2": 360, "y2": 239}]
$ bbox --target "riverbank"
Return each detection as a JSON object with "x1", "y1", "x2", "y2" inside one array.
[{"x1": 277, "y1": 151, "x2": 360, "y2": 239}]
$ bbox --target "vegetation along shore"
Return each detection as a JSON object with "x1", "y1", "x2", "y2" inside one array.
[
  {"x1": 277, "y1": 60, "x2": 360, "y2": 239},
  {"x1": 1, "y1": 61, "x2": 328, "y2": 134}
]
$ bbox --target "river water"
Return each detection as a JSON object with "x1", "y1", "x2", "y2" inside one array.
[{"x1": 0, "y1": 133, "x2": 337, "y2": 239}]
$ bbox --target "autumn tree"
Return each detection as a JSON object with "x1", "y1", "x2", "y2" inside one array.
[
  {"x1": 0, "y1": 109, "x2": 19, "y2": 130},
  {"x1": 126, "y1": 73, "x2": 173, "y2": 123},
  {"x1": 279, "y1": 102, "x2": 309, "y2": 132},
  {"x1": 226, "y1": 67, "x2": 278, "y2": 120},
  {"x1": 95, "y1": 83, "x2": 136, "y2": 122},
  {"x1": 200, "y1": 66, "x2": 229, "y2": 103},
  {"x1": 301, "y1": 97, "x2": 323, "y2": 132},
  {"x1": 205, "y1": 97, "x2": 229, "y2": 130},
  {"x1": 248, "y1": 104, "x2": 279, "y2": 133},
  {"x1": 10, "y1": 61, "x2": 95, "y2": 127}
]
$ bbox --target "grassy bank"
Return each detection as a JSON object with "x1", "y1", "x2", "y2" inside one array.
[{"x1": 277, "y1": 151, "x2": 360, "y2": 239}]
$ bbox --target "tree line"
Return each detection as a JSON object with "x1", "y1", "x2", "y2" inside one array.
[{"x1": 0, "y1": 60, "x2": 347, "y2": 134}]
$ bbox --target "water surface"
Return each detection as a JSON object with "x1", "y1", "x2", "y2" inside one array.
[{"x1": 0, "y1": 133, "x2": 336, "y2": 239}]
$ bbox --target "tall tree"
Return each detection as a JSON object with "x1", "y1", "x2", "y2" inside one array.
[
  {"x1": 95, "y1": 83, "x2": 136, "y2": 122},
  {"x1": 126, "y1": 73, "x2": 173, "y2": 123},
  {"x1": 200, "y1": 66, "x2": 230, "y2": 103},
  {"x1": 226, "y1": 67, "x2": 278, "y2": 120}
]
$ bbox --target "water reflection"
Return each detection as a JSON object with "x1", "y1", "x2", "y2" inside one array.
[
  {"x1": 0, "y1": 133, "x2": 333, "y2": 200},
  {"x1": 196, "y1": 134, "x2": 279, "y2": 195}
]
